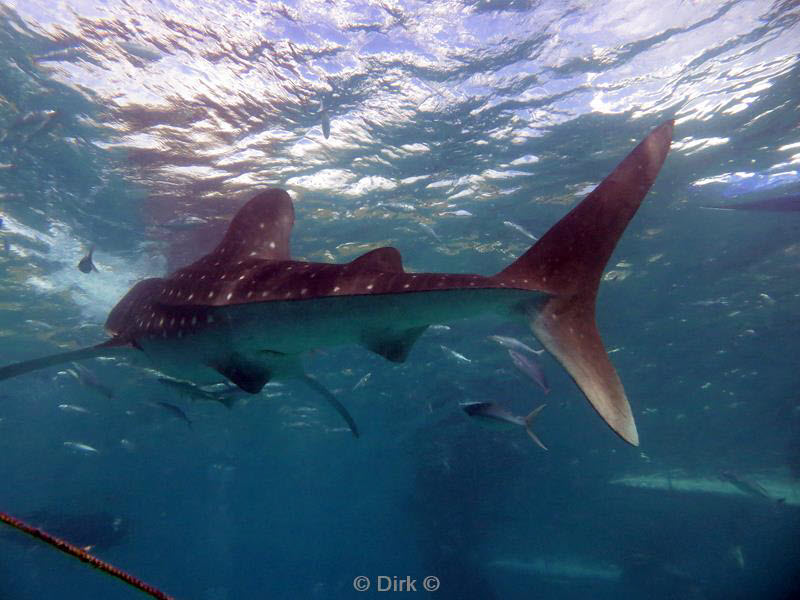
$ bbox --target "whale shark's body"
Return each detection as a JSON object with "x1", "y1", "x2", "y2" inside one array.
[{"x1": 0, "y1": 121, "x2": 674, "y2": 444}]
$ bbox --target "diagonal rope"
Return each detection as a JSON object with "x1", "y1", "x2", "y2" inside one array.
[{"x1": 0, "y1": 510, "x2": 175, "y2": 599}]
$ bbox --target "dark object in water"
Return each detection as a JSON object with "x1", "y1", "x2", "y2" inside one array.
[
  {"x1": 0, "y1": 121, "x2": 674, "y2": 446},
  {"x1": 0, "y1": 510, "x2": 173, "y2": 599},
  {"x1": 78, "y1": 246, "x2": 97, "y2": 273},
  {"x1": 701, "y1": 194, "x2": 800, "y2": 212},
  {"x1": 320, "y1": 99, "x2": 330, "y2": 139}
]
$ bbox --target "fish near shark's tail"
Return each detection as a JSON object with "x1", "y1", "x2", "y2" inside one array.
[
  {"x1": 524, "y1": 404, "x2": 548, "y2": 451},
  {"x1": 0, "y1": 340, "x2": 129, "y2": 383},
  {"x1": 498, "y1": 120, "x2": 674, "y2": 446}
]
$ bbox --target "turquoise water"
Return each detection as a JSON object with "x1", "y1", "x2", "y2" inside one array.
[{"x1": 1, "y1": 1, "x2": 799, "y2": 598}]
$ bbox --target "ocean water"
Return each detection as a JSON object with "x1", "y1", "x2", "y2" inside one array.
[{"x1": 0, "y1": 0, "x2": 798, "y2": 598}]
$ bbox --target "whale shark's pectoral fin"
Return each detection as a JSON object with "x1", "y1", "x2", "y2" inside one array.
[
  {"x1": 300, "y1": 374, "x2": 360, "y2": 438},
  {"x1": 212, "y1": 353, "x2": 271, "y2": 393},
  {"x1": 360, "y1": 326, "x2": 428, "y2": 363}
]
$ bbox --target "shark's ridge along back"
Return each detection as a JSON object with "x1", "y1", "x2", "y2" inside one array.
[{"x1": 0, "y1": 121, "x2": 675, "y2": 444}]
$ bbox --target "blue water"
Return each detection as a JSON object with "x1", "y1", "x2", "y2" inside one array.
[{"x1": 1, "y1": 1, "x2": 799, "y2": 598}]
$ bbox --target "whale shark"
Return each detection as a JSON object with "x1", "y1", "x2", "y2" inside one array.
[{"x1": 0, "y1": 121, "x2": 674, "y2": 444}]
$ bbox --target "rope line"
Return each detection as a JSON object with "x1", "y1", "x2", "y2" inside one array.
[{"x1": 0, "y1": 510, "x2": 174, "y2": 599}]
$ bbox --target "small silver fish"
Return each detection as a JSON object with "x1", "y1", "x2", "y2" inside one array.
[
  {"x1": 380, "y1": 202, "x2": 415, "y2": 213},
  {"x1": 352, "y1": 372, "x2": 372, "y2": 391},
  {"x1": 503, "y1": 220, "x2": 538, "y2": 241},
  {"x1": 157, "y1": 376, "x2": 240, "y2": 408},
  {"x1": 69, "y1": 363, "x2": 113, "y2": 398},
  {"x1": 440, "y1": 209, "x2": 472, "y2": 217},
  {"x1": 461, "y1": 402, "x2": 547, "y2": 450},
  {"x1": 440, "y1": 345, "x2": 472, "y2": 363},
  {"x1": 63, "y1": 441, "x2": 99, "y2": 454},
  {"x1": 154, "y1": 400, "x2": 193, "y2": 429},
  {"x1": 508, "y1": 349, "x2": 550, "y2": 394},
  {"x1": 488, "y1": 335, "x2": 544, "y2": 355},
  {"x1": 58, "y1": 403, "x2": 89, "y2": 414},
  {"x1": 418, "y1": 222, "x2": 441, "y2": 242}
]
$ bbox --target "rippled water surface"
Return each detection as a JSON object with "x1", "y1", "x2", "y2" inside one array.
[{"x1": 1, "y1": 1, "x2": 799, "y2": 598}]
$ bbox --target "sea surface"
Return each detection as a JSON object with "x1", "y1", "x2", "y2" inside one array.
[{"x1": 0, "y1": 1, "x2": 799, "y2": 598}]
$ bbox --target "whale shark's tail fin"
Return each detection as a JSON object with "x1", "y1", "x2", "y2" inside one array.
[
  {"x1": 0, "y1": 339, "x2": 129, "y2": 383},
  {"x1": 499, "y1": 121, "x2": 674, "y2": 446}
]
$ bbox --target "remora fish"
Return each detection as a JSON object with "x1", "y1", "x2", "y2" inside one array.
[
  {"x1": 462, "y1": 402, "x2": 547, "y2": 450},
  {"x1": 508, "y1": 348, "x2": 549, "y2": 394},
  {"x1": 0, "y1": 121, "x2": 674, "y2": 445}
]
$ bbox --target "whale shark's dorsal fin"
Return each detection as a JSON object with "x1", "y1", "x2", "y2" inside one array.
[
  {"x1": 349, "y1": 247, "x2": 405, "y2": 272},
  {"x1": 207, "y1": 188, "x2": 295, "y2": 263}
]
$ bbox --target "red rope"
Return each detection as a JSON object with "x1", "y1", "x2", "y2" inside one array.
[{"x1": 0, "y1": 510, "x2": 175, "y2": 599}]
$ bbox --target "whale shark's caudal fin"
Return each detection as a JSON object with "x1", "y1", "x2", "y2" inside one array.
[
  {"x1": 499, "y1": 120, "x2": 674, "y2": 446},
  {"x1": 0, "y1": 339, "x2": 130, "y2": 383}
]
